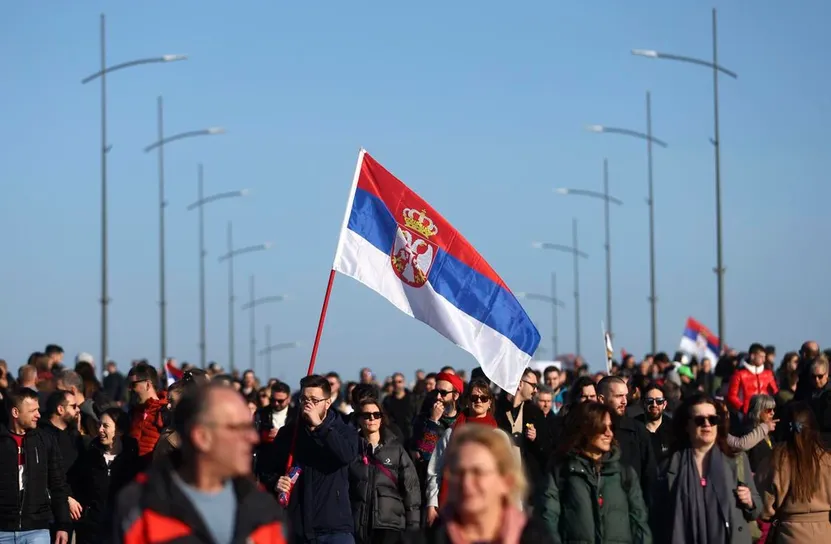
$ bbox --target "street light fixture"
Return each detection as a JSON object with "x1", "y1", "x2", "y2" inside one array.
[
  {"x1": 516, "y1": 272, "x2": 565, "y2": 357},
  {"x1": 143, "y1": 97, "x2": 225, "y2": 368},
  {"x1": 218, "y1": 222, "x2": 271, "y2": 373},
  {"x1": 186, "y1": 164, "x2": 248, "y2": 369},
  {"x1": 632, "y1": 7, "x2": 737, "y2": 353},
  {"x1": 81, "y1": 13, "x2": 186, "y2": 377},
  {"x1": 259, "y1": 328, "x2": 299, "y2": 380},
  {"x1": 555, "y1": 159, "x2": 622, "y2": 339},
  {"x1": 587, "y1": 92, "x2": 667, "y2": 354},
  {"x1": 532, "y1": 219, "x2": 589, "y2": 355},
  {"x1": 242, "y1": 276, "x2": 288, "y2": 371}
]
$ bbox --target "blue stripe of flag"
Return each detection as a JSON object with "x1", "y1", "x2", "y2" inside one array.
[{"x1": 347, "y1": 188, "x2": 539, "y2": 356}]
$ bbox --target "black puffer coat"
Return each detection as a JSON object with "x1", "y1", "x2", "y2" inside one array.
[{"x1": 349, "y1": 430, "x2": 421, "y2": 544}]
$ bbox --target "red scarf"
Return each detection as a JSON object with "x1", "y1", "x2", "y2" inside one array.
[{"x1": 438, "y1": 412, "x2": 498, "y2": 506}]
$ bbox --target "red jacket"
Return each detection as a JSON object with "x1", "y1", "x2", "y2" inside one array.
[
  {"x1": 130, "y1": 393, "x2": 168, "y2": 457},
  {"x1": 727, "y1": 363, "x2": 778, "y2": 414}
]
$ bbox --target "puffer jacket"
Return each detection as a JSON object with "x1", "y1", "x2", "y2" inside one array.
[
  {"x1": 129, "y1": 392, "x2": 168, "y2": 458},
  {"x1": 349, "y1": 430, "x2": 421, "y2": 544},
  {"x1": 727, "y1": 362, "x2": 778, "y2": 414},
  {"x1": 536, "y1": 446, "x2": 652, "y2": 544}
]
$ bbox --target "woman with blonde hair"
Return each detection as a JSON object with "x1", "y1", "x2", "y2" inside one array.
[
  {"x1": 757, "y1": 401, "x2": 831, "y2": 543},
  {"x1": 406, "y1": 424, "x2": 553, "y2": 544}
]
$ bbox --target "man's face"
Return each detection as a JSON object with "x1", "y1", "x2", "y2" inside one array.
[
  {"x1": 603, "y1": 382, "x2": 628, "y2": 416},
  {"x1": 393, "y1": 374, "x2": 406, "y2": 393},
  {"x1": 327, "y1": 377, "x2": 341, "y2": 396},
  {"x1": 750, "y1": 350, "x2": 765, "y2": 367},
  {"x1": 811, "y1": 363, "x2": 829, "y2": 390},
  {"x1": 14, "y1": 398, "x2": 40, "y2": 430},
  {"x1": 129, "y1": 376, "x2": 153, "y2": 403},
  {"x1": 299, "y1": 386, "x2": 330, "y2": 423},
  {"x1": 242, "y1": 372, "x2": 255, "y2": 387},
  {"x1": 579, "y1": 385, "x2": 597, "y2": 403},
  {"x1": 425, "y1": 377, "x2": 436, "y2": 392},
  {"x1": 196, "y1": 389, "x2": 259, "y2": 478},
  {"x1": 51, "y1": 352, "x2": 64, "y2": 365},
  {"x1": 536, "y1": 393, "x2": 553, "y2": 415},
  {"x1": 272, "y1": 390, "x2": 290, "y2": 412},
  {"x1": 360, "y1": 369, "x2": 373, "y2": 384},
  {"x1": 415, "y1": 371, "x2": 425, "y2": 381},
  {"x1": 435, "y1": 380, "x2": 458, "y2": 407},
  {"x1": 106, "y1": 362, "x2": 117, "y2": 375},
  {"x1": 544, "y1": 370, "x2": 560, "y2": 390},
  {"x1": 59, "y1": 395, "x2": 80, "y2": 425},
  {"x1": 519, "y1": 373, "x2": 538, "y2": 401},
  {"x1": 643, "y1": 389, "x2": 667, "y2": 422}
]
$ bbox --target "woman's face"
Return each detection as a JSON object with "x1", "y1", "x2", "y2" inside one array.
[
  {"x1": 787, "y1": 356, "x2": 799, "y2": 372},
  {"x1": 760, "y1": 405, "x2": 775, "y2": 423},
  {"x1": 588, "y1": 413, "x2": 614, "y2": 454},
  {"x1": 449, "y1": 442, "x2": 509, "y2": 517},
  {"x1": 247, "y1": 401, "x2": 258, "y2": 416},
  {"x1": 98, "y1": 414, "x2": 117, "y2": 447},
  {"x1": 469, "y1": 387, "x2": 491, "y2": 417},
  {"x1": 687, "y1": 402, "x2": 719, "y2": 448},
  {"x1": 358, "y1": 403, "x2": 383, "y2": 434}
]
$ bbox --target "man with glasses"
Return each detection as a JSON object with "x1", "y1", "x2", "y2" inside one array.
[
  {"x1": 256, "y1": 381, "x2": 293, "y2": 444},
  {"x1": 114, "y1": 383, "x2": 286, "y2": 543},
  {"x1": 634, "y1": 384, "x2": 673, "y2": 462},
  {"x1": 127, "y1": 363, "x2": 167, "y2": 460},
  {"x1": 262, "y1": 375, "x2": 358, "y2": 544},
  {"x1": 383, "y1": 372, "x2": 416, "y2": 442}
]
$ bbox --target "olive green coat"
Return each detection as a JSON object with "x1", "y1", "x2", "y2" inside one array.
[{"x1": 535, "y1": 447, "x2": 652, "y2": 544}]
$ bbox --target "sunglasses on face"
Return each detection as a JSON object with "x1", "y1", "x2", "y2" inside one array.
[
  {"x1": 129, "y1": 379, "x2": 148, "y2": 390},
  {"x1": 644, "y1": 397, "x2": 665, "y2": 406},
  {"x1": 693, "y1": 415, "x2": 720, "y2": 427},
  {"x1": 469, "y1": 394, "x2": 491, "y2": 404},
  {"x1": 359, "y1": 412, "x2": 382, "y2": 421},
  {"x1": 522, "y1": 380, "x2": 538, "y2": 390},
  {"x1": 813, "y1": 374, "x2": 827, "y2": 380},
  {"x1": 273, "y1": 397, "x2": 289, "y2": 404},
  {"x1": 437, "y1": 389, "x2": 454, "y2": 397}
]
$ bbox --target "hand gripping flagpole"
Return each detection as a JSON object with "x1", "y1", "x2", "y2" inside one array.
[{"x1": 279, "y1": 148, "x2": 366, "y2": 506}]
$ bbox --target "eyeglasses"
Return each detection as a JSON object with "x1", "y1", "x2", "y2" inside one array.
[
  {"x1": 693, "y1": 415, "x2": 720, "y2": 427},
  {"x1": 469, "y1": 394, "x2": 491, "y2": 404},
  {"x1": 300, "y1": 396, "x2": 326, "y2": 405},
  {"x1": 129, "y1": 379, "x2": 148, "y2": 390},
  {"x1": 813, "y1": 374, "x2": 827, "y2": 380},
  {"x1": 644, "y1": 397, "x2": 665, "y2": 406},
  {"x1": 273, "y1": 397, "x2": 289, "y2": 404},
  {"x1": 522, "y1": 380, "x2": 538, "y2": 390},
  {"x1": 359, "y1": 412, "x2": 382, "y2": 421},
  {"x1": 436, "y1": 389, "x2": 454, "y2": 397},
  {"x1": 763, "y1": 408, "x2": 775, "y2": 414}
]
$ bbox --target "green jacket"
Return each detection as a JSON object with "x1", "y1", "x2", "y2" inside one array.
[{"x1": 535, "y1": 447, "x2": 652, "y2": 544}]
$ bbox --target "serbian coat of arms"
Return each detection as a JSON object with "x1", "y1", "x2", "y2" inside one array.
[{"x1": 390, "y1": 208, "x2": 438, "y2": 288}]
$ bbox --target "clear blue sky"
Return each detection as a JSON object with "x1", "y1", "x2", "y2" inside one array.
[{"x1": 2, "y1": 1, "x2": 829, "y2": 387}]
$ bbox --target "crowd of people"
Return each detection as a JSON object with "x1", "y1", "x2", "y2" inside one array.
[{"x1": 1, "y1": 340, "x2": 831, "y2": 543}]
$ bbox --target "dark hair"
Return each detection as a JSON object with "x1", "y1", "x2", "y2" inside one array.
[
  {"x1": 462, "y1": 378, "x2": 494, "y2": 415},
  {"x1": 271, "y1": 382, "x2": 291, "y2": 396},
  {"x1": 543, "y1": 365, "x2": 560, "y2": 376},
  {"x1": 555, "y1": 402, "x2": 616, "y2": 460},
  {"x1": 566, "y1": 376, "x2": 597, "y2": 406},
  {"x1": 773, "y1": 402, "x2": 825, "y2": 503},
  {"x1": 44, "y1": 344, "x2": 64, "y2": 356},
  {"x1": 128, "y1": 363, "x2": 158, "y2": 388},
  {"x1": 173, "y1": 383, "x2": 229, "y2": 451},
  {"x1": 325, "y1": 371, "x2": 341, "y2": 383},
  {"x1": 45, "y1": 390, "x2": 73, "y2": 416},
  {"x1": 299, "y1": 375, "x2": 331, "y2": 398},
  {"x1": 671, "y1": 393, "x2": 734, "y2": 457},
  {"x1": 748, "y1": 343, "x2": 765, "y2": 356},
  {"x1": 5, "y1": 386, "x2": 39, "y2": 412},
  {"x1": 439, "y1": 366, "x2": 455, "y2": 374},
  {"x1": 182, "y1": 368, "x2": 209, "y2": 386},
  {"x1": 356, "y1": 398, "x2": 388, "y2": 432},
  {"x1": 642, "y1": 383, "x2": 665, "y2": 398},
  {"x1": 101, "y1": 407, "x2": 131, "y2": 436},
  {"x1": 74, "y1": 361, "x2": 103, "y2": 400}
]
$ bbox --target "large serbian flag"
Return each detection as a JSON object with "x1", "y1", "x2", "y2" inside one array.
[
  {"x1": 679, "y1": 317, "x2": 720, "y2": 363},
  {"x1": 333, "y1": 150, "x2": 540, "y2": 393}
]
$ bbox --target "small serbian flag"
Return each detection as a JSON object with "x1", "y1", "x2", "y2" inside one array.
[
  {"x1": 165, "y1": 359, "x2": 183, "y2": 387},
  {"x1": 332, "y1": 150, "x2": 540, "y2": 393},
  {"x1": 679, "y1": 317, "x2": 720, "y2": 363}
]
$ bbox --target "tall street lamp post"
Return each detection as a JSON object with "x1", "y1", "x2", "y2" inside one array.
[
  {"x1": 533, "y1": 219, "x2": 589, "y2": 356},
  {"x1": 517, "y1": 271, "x2": 566, "y2": 357},
  {"x1": 143, "y1": 99, "x2": 224, "y2": 367},
  {"x1": 632, "y1": 7, "x2": 737, "y2": 353},
  {"x1": 259, "y1": 335, "x2": 299, "y2": 381},
  {"x1": 241, "y1": 276, "x2": 287, "y2": 372},
  {"x1": 81, "y1": 13, "x2": 185, "y2": 376},
  {"x1": 555, "y1": 158, "x2": 623, "y2": 339},
  {"x1": 587, "y1": 92, "x2": 668, "y2": 353},
  {"x1": 185, "y1": 164, "x2": 247, "y2": 368},
  {"x1": 218, "y1": 222, "x2": 271, "y2": 373}
]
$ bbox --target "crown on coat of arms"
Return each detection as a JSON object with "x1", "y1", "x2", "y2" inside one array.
[{"x1": 403, "y1": 208, "x2": 439, "y2": 238}]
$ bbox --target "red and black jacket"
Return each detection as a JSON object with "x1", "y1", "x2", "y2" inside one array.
[{"x1": 110, "y1": 456, "x2": 287, "y2": 544}]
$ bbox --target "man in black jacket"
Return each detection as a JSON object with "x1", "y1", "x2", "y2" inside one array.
[
  {"x1": 0, "y1": 386, "x2": 71, "y2": 543},
  {"x1": 263, "y1": 374, "x2": 359, "y2": 544},
  {"x1": 112, "y1": 382, "x2": 286, "y2": 543},
  {"x1": 597, "y1": 376, "x2": 657, "y2": 506}
]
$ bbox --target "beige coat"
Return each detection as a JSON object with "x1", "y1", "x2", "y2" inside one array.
[{"x1": 757, "y1": 449, "x2": 831, "y2": 543}]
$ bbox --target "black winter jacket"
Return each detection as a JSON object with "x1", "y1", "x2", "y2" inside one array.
[
  {"x1": 613, "y1": 415, "x2": 658, "y2": 507},
  {"x1": 259, "y1": 409, "x2": 359, "y2": 542},
  {"x1": 38, "y1": 421, "x2": 83, "y2": 489},
  {"x1": 403, "y1": 516, "x2": 555, "y2": 544},
  {"x1": 110, "y1": 454, "x2": 286, "y2": 544},
  {"x1": 349, "y1": 431, "x2": 421, "y2": 543},
  {"x1": 0, "y1": 425, "x2": 71, "y2": 532}
]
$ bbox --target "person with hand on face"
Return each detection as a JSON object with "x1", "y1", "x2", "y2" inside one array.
[
  {"x1": 409, "y1": 373, "x2": 463, "y2": 481},
  {"x1": 259, "y1": 375, "x2": 359, "y2": 544}
]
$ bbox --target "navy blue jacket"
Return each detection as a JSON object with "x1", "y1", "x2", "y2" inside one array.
[{"x1": 259, "y1": 409, "x2": 359, "y2": 542}]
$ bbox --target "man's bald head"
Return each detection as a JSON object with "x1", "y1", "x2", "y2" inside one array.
[{"x1": 802, "y1": 341, "x2": 820, "y2": 360}]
